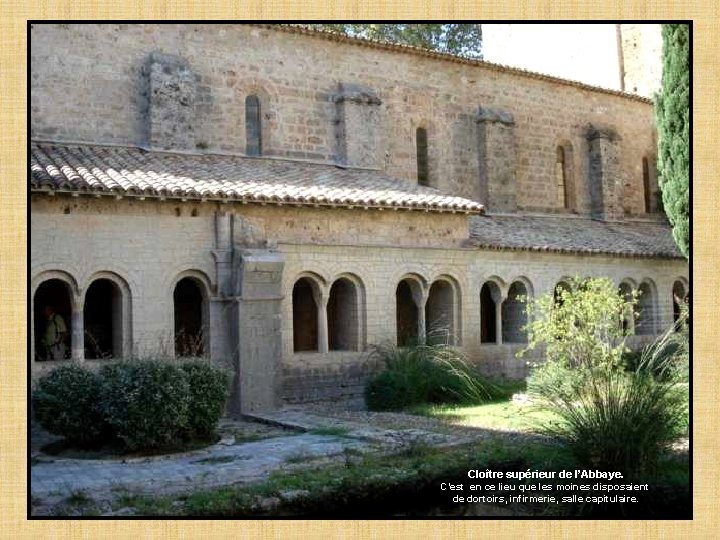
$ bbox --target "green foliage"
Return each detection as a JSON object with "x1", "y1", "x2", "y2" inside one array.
[
  {"x1": 527, "y1": 294, "x2": 690, "y2": 477},
  {"x1": 99, "y1": 360, "x2": 191, "y2": 451},
  {"x1": 304, "y1": 24, "x2": 483, "y2": 58},
  {"x1": 656, "y1": 24, "x2": 690, "y2": 257},
  {"x1": 32, "y1": 363, "x2": 107, "y2": 446},
  {"x1": 180, "y1": 360, "x2": 232, "y2": 440},
  {"x1": 521, "y1": 277, "x2": 636, "y2": 370},
  {"x1": 365, "y1": 341, "x2": 494, "y2": 411}
]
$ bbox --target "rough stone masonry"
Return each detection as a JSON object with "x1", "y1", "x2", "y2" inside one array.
[{"x1": 30, "y1": 24, "x2": 688, "y2": 413}]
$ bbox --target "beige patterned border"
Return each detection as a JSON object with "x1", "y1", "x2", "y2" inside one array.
[{"x1": 2, "y1": 4, "x2": 717, "y2": 539}]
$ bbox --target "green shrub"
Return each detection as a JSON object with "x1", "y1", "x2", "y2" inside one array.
[
  {"x1": 32, "y1": 363, "x2": 107, "y2": 446},
  {"x1": 365, "y1": 342, "x2": 494, "y2": 411},
  {"x1": 180, "y1": 360, "x2": 232, "y2": 440},
  {"x1": 99, "y1": 360, "x2": 191, "y2": 451}
]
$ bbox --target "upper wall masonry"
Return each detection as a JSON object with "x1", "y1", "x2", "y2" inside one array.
[
  {"x1": 30, "y1": 23, "x2": 661, "y2": 220},
  {"x1": 333, "y1": 83, "x2": 383, "y2": 169},
  {"x1": 144, "y1": 52, "x2": 198, "y2": 151}
]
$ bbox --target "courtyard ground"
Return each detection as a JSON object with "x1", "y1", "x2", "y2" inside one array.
[{"x1": 30, "y1": 399, "x2": 553, "y2": 516}]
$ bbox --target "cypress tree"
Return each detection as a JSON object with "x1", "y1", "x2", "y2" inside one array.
[{"x1": 656, "y1": 24, "x2": 690, "y2": 258}]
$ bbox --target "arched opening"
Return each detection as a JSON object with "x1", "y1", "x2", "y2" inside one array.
[
  {"x1": 84, "y1": 279, "x2": 123, "y2": 359},
  {"x1": 636, "y1": 281, "x2": 656, "y2": 335},
  {"x1": 174, "y1": 277, "x2": 207, "y2": 357},
  {"x1": 33, "y1": 279, "x2": 72, "y2": 361},
  {"x1": 480, "y1": 281, "x2": 500, "y2": 344},
  {"x1": 396, "y1": 279, "x2": 419, "y2": 347},
  {"x1": 643, "y1": 157, "x2": 652, "y2": 213},
  {"x1": 293, "y1": 277, "x2": 318, "y2": 352},
  {"x1": 425, "y1": 280, "x2": 455, "y2": 345},
  {"x1": 327, "y1": 278, "x2": 360, "y2": 351},
  {"x1": 502, "y1": 281, "x2": 529, "y2": 343},
  {"x1": 246, "y1": 94, "x2": 262, "y2": 156},
  {"x1": 554, "y1": 280, "x2": 571, "y2": 306},
  {"x1": 416, "y1": 127, "x2": 429, "y2": 186},
  {"x1": 672, "y1": 280, "x2": 688, "y2": 324},
  {"x1": 619, "y1": 282, "x2": 635, "y2": 333},
  {"x1": 555, "y1": 143, "x2": 575, "y2": 210}
]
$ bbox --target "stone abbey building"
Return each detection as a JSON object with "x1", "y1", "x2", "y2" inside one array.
[{"x1": 30, "y1": 24, "x2": 688, "y2": 413}]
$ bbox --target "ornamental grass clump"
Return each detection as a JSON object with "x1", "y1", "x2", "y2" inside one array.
[
  {"x1": 522, "y1": 277, "x2": 688, "y2": 477},
  {"x1": 365, "y1": 333, "x2": 496, "y2": 411}
]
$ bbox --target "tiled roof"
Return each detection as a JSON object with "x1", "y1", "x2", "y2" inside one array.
[
  {"x1": 30, "y1": 143, "x2": 484, "y2": 214},
  {"x1": 468, "y1": 214, "x2": 683, "y2": 259}
]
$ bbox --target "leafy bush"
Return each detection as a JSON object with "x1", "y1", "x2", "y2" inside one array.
[
  {"x1": 99, "y1": 360, "x2": 191, "y2": 451},
  {"x1": 524, "y1": 279, "x2": 689, "y2": 477},
  {"x1": 180, "y1": 360, "x2": 232, "y2": 440},
  {"x1": 365, "y1": 341, "x2": 494, "y2": 411},
  {"x1": 32, "y1": 363, "x2": 107, "y2": 446}
]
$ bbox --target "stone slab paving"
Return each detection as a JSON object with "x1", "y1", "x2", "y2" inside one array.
[{"x1": 32, "y1": 433, "x2": 367, "y2": 501}]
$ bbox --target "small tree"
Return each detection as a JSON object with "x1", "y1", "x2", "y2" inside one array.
[{"x1": 520, "y1": 277, "x2": 636, "y2": 371}]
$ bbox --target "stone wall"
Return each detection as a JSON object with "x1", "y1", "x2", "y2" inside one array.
[
  {"x1": 31, "y1": 197, "x2": 688, "y2": 405},
  {"x1": 31, "y1": 23, "x2": 660, "y2": 216}
]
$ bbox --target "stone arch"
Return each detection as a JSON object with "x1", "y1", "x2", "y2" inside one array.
[
  {"x1": 292, "y1": 273, "x2": 324, "y2": 352},
  {"x1": 672, "y1": 278, "x2": 689, "y2": 324},
  {"x1": 83, "y1": 271, "x2": 133, "y2": 359},
  {"x1": 556, "y1": 140, "x2": 576, "y2": 211},
  {"x1": 636, "y1": 279, "x2": 658, "y2": 335},
  {"x1": 32, "y1": 271, "x2": 78, "y2": 362},
  {"x1": 502, "y1": 280, "x2": 530, "y2": 343},
  {"x1": 395, "y1": 273, "x2": 427, "y2": 347},
  {"x1": 172, "y1": 271, "x2": 212, "y2": 358},
  {"x1": 425, "y1": 276, "x2": 460, "y2": 345},
  {"x1": 480, "y1": 279, "x2": 503, "y2": 344},
  {"x1": 327, "y1": 273, "x2": 365, "y2": 351},
  {"x1": 238, "y1": 80, "x2": 278, "y2": 156}
]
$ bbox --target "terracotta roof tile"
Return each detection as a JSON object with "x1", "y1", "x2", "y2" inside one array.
[
  {"x1": 468, "y1": 214, "x2": 683, "y2": 259},
  {"x1": 30, "y1": 143, "x2": 484, "y2": 214}
]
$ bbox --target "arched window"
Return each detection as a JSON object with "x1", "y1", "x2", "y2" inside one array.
[
  {"x1": 246, "y1": 94, "x2": 262, "y2": 156},
  {"x1": 672, "y1": 280, "x2": 688, "y2": 324},
  {"x1": 174, "y1": 277, "x2": 207, "y2": 357},
  {"x1": 293, "y1": 277, "x2": 318, "y2": 352},
  {"x1": 636, "y1": 281, "x2": 657, "y2": 335},
  {"x1": 643, "y1": 157, "x2": 652, "y2": 213},
  {"x1": 502, "y1": 281, "x2": 529, "y2": 343},
  {"x1": 425, "y1": 279, "x2": 456, "y2": 345},
  {"x1": 555, "y1": 144, "x2": 575, "y2": 210},
  {"x1": 33, "y1": 279, "x2": 72, "y2": 361},
  {"x1": 84, "y1": 279, "x2": 123, "y2": 359},
  {"x1": 480, "y1": 281, "x2": 501, "y2": 344},
  {"x1": 416, "y1": 127, "x2": 429, "y2": 186},
  {"x1": 396, "y1": 279, "x2": 420, "y2": 347},
  {"x1": 554, "y1": 280, "x2": 571, "y2": 306},
  {"x1": 327, "y1": 278, "x2": 360, "y2": 351}
]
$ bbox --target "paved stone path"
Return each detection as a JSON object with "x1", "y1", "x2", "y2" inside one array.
[{"x1": 31, "y1": 406, "x2": 476, "y2": 515}]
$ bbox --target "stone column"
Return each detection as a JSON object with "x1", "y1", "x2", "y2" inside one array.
[
  {"x1": 316, "y1": 291, "x2": 329, "y2": 354},
  {"x1": 490, "y1": 288, "x2": 506, "y2": 345},
  {"x1": 71, "y1": 306, "x2": 84, "y2": 361},
  {"x1": 412, "y1": 287, "x2": 429, "y2": 345},
  {"x1": 586, "y1": 124, "x2": 624, "y2": 221},
  {"x1": 476, "y1": 106, "x2": 517, "y2": 212},
  {"x1": 333, "y1": 82, "x2": 383, "y2": 169}
]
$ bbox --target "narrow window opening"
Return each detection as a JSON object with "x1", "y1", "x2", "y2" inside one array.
[
  {"x1": 246, "y1": 94, "x2": 262, "y2": 156},
  {"x1": 416, "y1": 127, "x2": 429, "y2": 186}
]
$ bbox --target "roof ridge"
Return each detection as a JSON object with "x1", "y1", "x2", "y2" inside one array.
[{"x1": 256, "y1": 24, "x2": 652, "y2": 105}]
